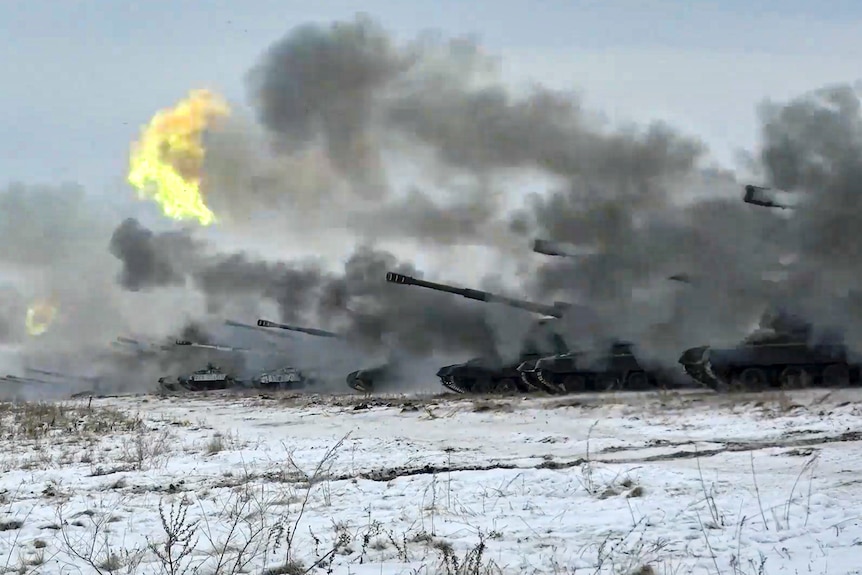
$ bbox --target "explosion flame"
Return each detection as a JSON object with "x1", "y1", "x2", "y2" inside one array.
[
  {"x1": 127, "y1": 89, "x2": 230, "y2": 226},
  {"x1": 25, "y1": 300, "x2": 58, "y2": 336}
]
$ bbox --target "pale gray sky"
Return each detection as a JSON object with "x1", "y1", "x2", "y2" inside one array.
[{"x1": 2, "y1": 0, "x2": 861, "y2": 197}]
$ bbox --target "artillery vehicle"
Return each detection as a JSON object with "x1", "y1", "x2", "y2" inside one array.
[
  {"x1": 517, "y1": 342, "x2": 667, "y2": 393},
  {"x1": 385, "y1": 271, "x2": 573, "y2": 394},
  {"x1": 517, "y1": 239, "x2": 683, "y2": 394},
  {"x1": 255, "y1": 319, "x2": 383, "y2": 393},
  {"x1": 677, "y1": 315, "x2": 857, "y2": 391},
  {"x1": 172, "y1": 338, "x2": 317, "y2": 390},
  {"x1": 158, "y1": 362, "x2": 236, "y2": 392},
  {"x1": 346, "y1": 363, "x2": 393, "y2": 393},
  {"x1": 677, "y1": 184, "x2": 858, "y2": 391}
]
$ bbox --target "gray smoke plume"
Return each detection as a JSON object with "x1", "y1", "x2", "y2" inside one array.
[
  {"x1": 109, "y1": 219, "x2": 504, "y2": 361},
  {"x1": 517, "y1": 83, "x2": 862, "y2": 367},
  {"x1": 200, "y1": 15, "x2": 558, "y2": 260},
  {"x1": 754, "y1": 85, "x2": 862, "y2": 350},
  {"x1": 8, "y1": 14, "x2": 862, "y2": 399},
  {"x1": 0, "y1": 183, "x2": 227, "y2": 396}
]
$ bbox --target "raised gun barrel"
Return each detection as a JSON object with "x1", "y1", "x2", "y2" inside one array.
[
  {"x1": 224, "y1": 319, "x2": 295, "y2": 340},
  {"x1": 4, "y1": 374, "x2": 51, "y2": 385},
  {"x1": 256, "y1": 319, "x2": 341, "y2": 338},
  {"x1": 25, "y1": 367, "x2": 100, "y2": 382},
  {"x1": 532, "y1": 239, "x2": 596, "y2": 258},
  {"x1": 116, "y1": 336, "x2": 172, "y2": 351},
  {"x1": 385, "y1": 272, "x2": 570, "y2": 318},
  {"x1": 743, "y1": 184, "x2": 795, "y2": 209},
  {"x1": 175, "y1": 340, "x2": 255, "y2": 353}
]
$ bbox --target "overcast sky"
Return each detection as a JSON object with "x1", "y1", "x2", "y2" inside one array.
[{"x1": 2, "y1": 0, "x2": 861, "y2": 198}]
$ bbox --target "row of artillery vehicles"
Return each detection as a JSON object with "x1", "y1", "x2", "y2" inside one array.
[
  {"x1": 378, "y1": 183, "x2": 862, "y2": 395},
  {"x1": 145, "y1": 183, "x2": 862, "y2": 396}
]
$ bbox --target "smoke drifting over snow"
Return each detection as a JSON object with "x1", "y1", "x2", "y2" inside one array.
[
  {"x1": 109, "y1": 222, "x2": 504, "y2": 360},
  {"x1": 4, "y1": 13, "x2": 862, "y2": 396},
  {"x1": 0, "y1": 183, "x2": 226, "y2": 396},
  {"x1": 516, "y1": 84, "x2": 862, "y2": 366}
]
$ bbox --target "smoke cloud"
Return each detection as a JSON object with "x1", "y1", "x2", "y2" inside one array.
[{"x1": 3, "y1": 14, "x2": 862, "y2": 397}]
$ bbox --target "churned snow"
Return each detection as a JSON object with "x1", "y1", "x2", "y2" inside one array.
[{"x1": 1, "y1": 387, "x2": 861, "y2": 574}]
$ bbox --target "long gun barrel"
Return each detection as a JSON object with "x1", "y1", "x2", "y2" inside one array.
[
  {"x1": 174, "y1": 339, "x2": 274, "y2": 355},
  {"x1": 224, "y1": 319, "x2": 296, "y2": 340},
  {"x1": 532, "y1": 239, "x2": 598, "y2": 258},
  {"x1": 743, "y1": 184, "x2": 796, "y2": 209},
  {"x1": 116, "y1": 336, "x2": 172, "y2": 351},
  {"x1": 385, "y1": 272, "x2": 570, "y2": 318},
  {"x1": 3, "y1": 374, "x2": 51, "y2": 385},
  {"x1": 256, "y1": 319, "x2": 341, "y2": 338},
  {"x1": 25, "y1": 367, "x2": 100, "y2": 382}
]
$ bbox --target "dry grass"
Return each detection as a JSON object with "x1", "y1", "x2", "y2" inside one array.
[
  {"x1": 0, "y1": 400, "x2": 142, "y2": 440},
  {"x1": 0, "y1": 394, "x2": 843, "y2": 575}
]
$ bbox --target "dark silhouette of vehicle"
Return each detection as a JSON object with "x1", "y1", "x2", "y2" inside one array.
[
  {"x1": 385, "y1": 271, "x2": 573, "y2": 394},
  {"x1": 519, "y1": 239, "x2": 684, "y2": 394},
  {"x1": 255, "y1": 319, "x2": 388, "y2": 393},
  {"x1": 678, "y1": 184, "x2": 858, "y2": 391}
]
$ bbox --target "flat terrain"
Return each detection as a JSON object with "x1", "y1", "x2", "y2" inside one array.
[{"x1": 1, "y1": 387, "x2": 861, "y2": 574}]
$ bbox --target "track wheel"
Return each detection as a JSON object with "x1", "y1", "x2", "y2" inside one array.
[
  {"x1": 597, "y1": 374, "x2": 621, "y2": 391},
  {"x1": 822, "y1": 364, "x2": 850, "y2": 387},
  {"x1": 779, "y1": 366, "x2": 810, "y2": 389},
  {"x1": 472, "y1": 378, "x2": 493, "y2": 394},
  {"x1": 562, "y1": 375, "x2": 587, "y2": 393},
  {"x1": 625, "y1": 371, "x2": 651, "y2": 390},
  {"x1": 737, "y1": 367, "x2": 770, "y2": 391},
  {"x1": 494, "y1": 378, "x2": 517, "y2": 394}
]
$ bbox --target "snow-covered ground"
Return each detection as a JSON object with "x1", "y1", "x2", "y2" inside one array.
[{"x1": 1, "y1": 387, "x2": 861, "y2": 574}]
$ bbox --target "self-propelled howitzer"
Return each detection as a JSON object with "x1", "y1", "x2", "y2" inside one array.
[
  {"x1": 677, "y1": 316, "x2": 857, "y2": 391},
  {"x1": 520, "y1": 238, "x2": 687, "y2": 394},
  {"x1": 172, "y1": 338, "x2": 316, "y2": 391},
  {"x1": 255, "y1": 319, "x2": 384, "y2": 393},
  {"x1": 676, "y1": 184, "x2": 857, "y2": 391},
  {"x1": 385, "y1": 271, "x2": 570, "y2": 394}
]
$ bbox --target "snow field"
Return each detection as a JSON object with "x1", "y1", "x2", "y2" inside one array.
[{"x1": 0, "y1": 388, "x2": 861, "y2": 574}]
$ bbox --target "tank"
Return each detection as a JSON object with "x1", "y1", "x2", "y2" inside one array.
[
  {"x1": 253, "y1": 366, "x2": 309, "y2": 388},
  {"x1": 678, "y1": 307, "x2": 857, "y2": 391},
  {"x1": 345, "y1": 364, "x2": 392, "y2": 393},
  {"x1": 173, "y1": 338, "x2": 316, "y2": 391},
  {"x1": 255, "y1": 319, "x2": 380, "y2": 393},
  {"x1": 525, "y1": 239, "x2": 688, "y2": 394},
  {"x1": 677, "y1": 184, "x2": 854, "y2": 391},
  {"x1": 385, "y1": 272, "x2": 574, "y2": 394},
  {"x1": 518, "y1": 342, "x2": 668, "y2": 393},
  {"x1": 158, "y1": 362, "x2": 236, "y2": 392}
]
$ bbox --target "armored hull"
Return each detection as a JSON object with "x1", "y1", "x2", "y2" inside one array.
[
  {"x1": 679, "y1": 340, "x2": 858, "y2": 391},
  {"x1": 255, "y1": 319, "x2": 384, "y2": 393},
  {"x1": 517, "y1": 343, "x2": 663, "y2": 394},
  {"x1": 436, "y1": 354, "x2": 541, "y2": 394}
]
